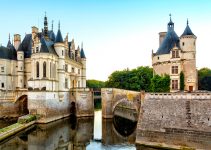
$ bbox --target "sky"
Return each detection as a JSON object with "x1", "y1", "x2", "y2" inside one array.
[{"x1": 0, "y1": 0, "x2": 211, "y2": 81}]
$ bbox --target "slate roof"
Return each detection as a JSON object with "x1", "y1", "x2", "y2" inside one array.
[
  {"x1": 49, "y1": 30, "x2": 56, "y2": 41},
  {"x1": 156, "y1": 18, "x2": 180, "y2": 55},
  {"x1": 55, "y1": 29, "x2": 63, "y2": 43},
  {"x1": 0, "y1": 45, "x2": 17, "y2": 60},
  {"x1": 40, "y1": 37, "x2": 58, "y2": 56},
  {"x1": 181, "y1": 21, "x2": 195, "y2": 37},
  {"x1": 18, "y1": 34, "x2": 32, "y2": 58},
  {"x1": 80, "y1": 48, "x2": 86, "y2": 58}
]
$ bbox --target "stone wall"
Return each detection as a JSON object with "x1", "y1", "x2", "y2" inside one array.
[
  {"x1": 70, "y1": 88, "x2": 94, "y2": 117},
  {"x1": 101, "y1": 88, "x2": 141, "y2": 118},
  {"x1": 136, "y1": 92, "x2": 211, "y2": 149},
  {"x1": 28, "y1": 91, "x2": 71, "y2": 123}
]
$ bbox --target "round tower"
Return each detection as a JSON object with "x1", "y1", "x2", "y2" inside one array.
[
  {"x1": 80, "y1": 45, "x2": 86, "y2": 88},
  {"x1": 17, "y1": 48, "x2": 24, "y2": 89},
  {"x1": 54, "y1": 22, "x2": 65, "y2": 91},
  {"x1": 180, "y1": 19, "x2": 197, "y2": 91}
]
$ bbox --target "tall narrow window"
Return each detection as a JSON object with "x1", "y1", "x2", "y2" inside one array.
[
  {"x1": 172, "y1": 51, "x2": 176, "y2": 58},
  {"x1": 43, "y1": 62, "x2": 46, "y2": 78},
  {"x1": 50, "y1": 62, "x2": 51, "y2": 78},
  {"x1": 172, "y1": 80, "x2": 178, "y2": 90},
  {"x1": 176, "y1": 50, "x2": 179, "y2": 58},
  {"x1": 36, "y1": 62, "x2": 39, "y2": 78},
  {"x1": 65, "y1": 78, "x2": 68, "y2": 88},
  {"x1": 171, "y1": 66, "x2": 178, "y2": 74}
]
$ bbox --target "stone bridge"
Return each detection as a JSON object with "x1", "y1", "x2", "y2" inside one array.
[
  {"x1": 0, "y1": 90, "x2": 28, "y2": 118},
  {"x1": 101, "y1": 88, "x2": 144, "y2": 121}
]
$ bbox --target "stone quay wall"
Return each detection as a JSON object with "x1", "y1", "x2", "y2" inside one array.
[
  {"x1": 136, "y1": 92, "x2": 211, "y2": 149},
  {"x1": 28, "y1": 88, "x2": 93, "y2": 123}
]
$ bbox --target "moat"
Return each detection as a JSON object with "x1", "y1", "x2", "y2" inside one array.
[{"x1": 0, "y1": 110, "x2": 139, "y2": 150}]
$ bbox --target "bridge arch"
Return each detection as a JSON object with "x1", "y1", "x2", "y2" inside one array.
[
  {"x1": 15, "y1": 95, "x2": 29, "y2": 115},
  {"x1": 112, "y1": 98, "x2": 139, "y2": 114}
]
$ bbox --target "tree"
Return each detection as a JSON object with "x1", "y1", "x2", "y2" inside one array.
[
  {"x1": 198, "y1": 68, "x2": 211, "y2": 91},
  {"x1": 86, "y1": 80, "x2": 105, "y2": 90},
  {"x1": 180, "y1": 71, "x2": 185, "y2": 91},
  {"x1": 105, "y1": 66, "x2": 153, "y2": 91},
  {"x1": 150, "y1": 74, "x2": 170, "y2": 92}
]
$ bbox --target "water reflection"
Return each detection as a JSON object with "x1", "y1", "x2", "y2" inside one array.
[
  {"x1": 0, "y1": 116, "x2": 94, "y2": 150},
  {"x1": 113, "y1": 115, "x2": 137, "y2": 137},
  {"x1": 0, "y1": 110, "x2": 140, "y2": 150}
]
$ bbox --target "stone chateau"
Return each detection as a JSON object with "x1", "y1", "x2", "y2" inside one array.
[
  {"x1": 0, "y1": 14, "x2": 86, "y2": 91},
  {"x1": 152, "y1": 15, "x2": 197, "y2": 92},
  {"x1": 0, "y1": 15, "x2": 93, "y2": 123}
]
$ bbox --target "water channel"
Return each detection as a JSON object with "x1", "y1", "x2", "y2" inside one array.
[{"x1": 0, "y1": 110, "x2": 145, "y2": 150}]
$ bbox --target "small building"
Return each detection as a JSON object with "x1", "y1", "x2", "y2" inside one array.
[{"x1": 152, "y1": 15, "x2": 197, "y2": 92}]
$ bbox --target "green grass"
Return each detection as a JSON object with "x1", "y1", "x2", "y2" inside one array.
[
  {"x1": 0, "y1": 123, "x2": 21, "y2": 134},
  {"x1": 18, "y1": 115, "x2": 36, "y2": 124}
]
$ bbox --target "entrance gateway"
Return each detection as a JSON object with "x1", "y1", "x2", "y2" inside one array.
[{"x1": 189, "y1": 86, "x2": 193, "y2": 92}]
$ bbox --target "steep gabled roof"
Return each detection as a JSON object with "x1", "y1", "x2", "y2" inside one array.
[
  {"x1": 156, "y1": 16, "x2": 180, "y2": 55},
  {"x1": 40, "y1": 37, "x2": 58, "y2": 56},
  {"x1": 55, "y1": 29, "x2": 63, "y2": 43},
  {"x1": 80, "y1": 48, "x2": 86, "y2": 58},
  {"x1": 181, "y1": 20, "x2": 195, "y2": 37},
  {"x1": 18, "y1": 34, "x2": 32, "y2": 58}
]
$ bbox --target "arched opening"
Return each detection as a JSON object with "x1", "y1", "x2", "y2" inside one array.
[
  {"x1": 43, "y1": 61, "x2": 46, "y2": 78},
  {"x1": 112, "y1": 99, "x2": 138, "y2": 137},
  {"x1": 36, "y1": 62, "x2": 39, "y2": 78},
  {"x1": 16, "y1": 95, "x2": 29, "y2": 115}
]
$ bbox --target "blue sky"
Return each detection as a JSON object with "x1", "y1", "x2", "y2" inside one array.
[{"x1": 0, "y1": 0, "x2": 211, "y2": 80}]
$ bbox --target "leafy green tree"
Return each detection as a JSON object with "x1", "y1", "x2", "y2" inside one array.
[
  {"x1": 180, "y1": 71, "x2": 185, "y2": 91},
  {"x1": 150, "y1": 74, "x2": 170, "y2": 92},
  {"x1": 86, "y1": 80, "x2": 105, "y2": 90},
  {"x1": 105, "y1": 66, "x2": 153, "y2": 91},
  {"x1": 198, "y1": 68, "x2": 211, "y2": 91}
]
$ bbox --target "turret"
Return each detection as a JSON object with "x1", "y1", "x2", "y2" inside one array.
[
  {"x1": 14, "y1": 34, "x2": 21, "y2": 50},
  {"x1": 54, "y1": 22, "x2": 65, "y2": 91},
  {"x1": 17, "y1": 43, "x2": 24, "y2": 88},
  {"x1": 180, "y1": 19, "x2": 197, "y2": 91},
  {"x1": 180, "y1": 19, "x2": 197, "y2": 52},
  {"x1": 80, "y1": 43, "x2": 86, "y2": 88}
]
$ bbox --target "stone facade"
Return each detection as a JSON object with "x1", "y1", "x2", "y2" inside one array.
[
  {"x1": 152, "y1": 16, "x2": 197, "y2": 92},
  {"x1": 0, "y1": 14, "x2": 91, "y2": 121}
]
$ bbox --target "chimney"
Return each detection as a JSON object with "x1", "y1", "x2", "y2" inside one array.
[
  {"x1": 159, "y1": 32, "x2": 166, "y2": 46},
  {"x1": 14, "y1": 34, "x2": 21, "y2": 50}
]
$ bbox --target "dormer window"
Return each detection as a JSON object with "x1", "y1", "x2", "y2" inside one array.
[{"x1": 172, "y1": 50, "x2": 179, "y2": 58}]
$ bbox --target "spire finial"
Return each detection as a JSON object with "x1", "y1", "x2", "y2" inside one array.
[
  {"x1": 81, "y1": 42, "x2": 83, "y2": 49},
  {"x1": 169, "y1": 13, "x2": 171, "y2": 20},
  {"x1": 58, "y1": 21, "x2": 60, "y2": 30},
  {"x1": 44, "y1": 12, "x2": 48, "y2": 36},
  {"x1": 9, "y1": 33, "x2": 10, "y2": 41},
  {"x1": 52, "y1": 20, "x2": 54, "y2": 31},
  {"x1": 187, "y1": 18, "x2": 189, "y2": 25}
]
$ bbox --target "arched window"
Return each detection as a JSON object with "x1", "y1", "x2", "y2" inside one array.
[
  {"x1": 36, "y1": 62, "x2": 39, "y2": 78},
  {"x1": 43, "y1": 62, "x2": 46, "y2": 78}
]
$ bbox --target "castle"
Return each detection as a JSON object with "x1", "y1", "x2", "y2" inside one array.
[
  {"x1": 0, "y1": 15, "x2": 86, "y2": 91},
  {"x1": 0, "y1": 15, "x2": 93, "y2": 123},
  {"x1": 152, "y1": 15, "x2": 197, "y2": 92}
]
